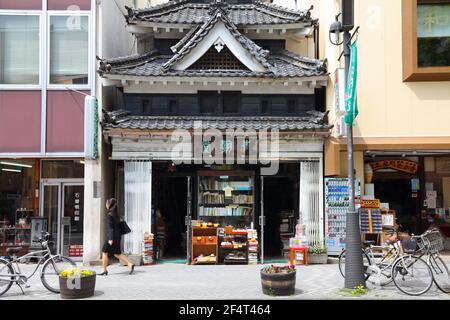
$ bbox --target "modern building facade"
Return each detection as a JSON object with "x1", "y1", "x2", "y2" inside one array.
[
  {"x1": 0, "y1": 0, "x2": 97, "y2": 259},
  {"x1": 298, "y1": 0, "x2": 450, "y2": 249}
]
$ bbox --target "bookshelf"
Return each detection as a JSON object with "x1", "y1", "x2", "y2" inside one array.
[{"x1": 197, "y1": 171, "x2": 255, "y2": 228}]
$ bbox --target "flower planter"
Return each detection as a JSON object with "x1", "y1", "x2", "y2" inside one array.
[
  {"x1": 260, "y1": 270, "x2": 296, "y2": 296},
  {"x1": 59, "y1": 274, "x2": 96, "y2": 299},
  {"x1": 308, "y1": 253, "x2": 328, "y2": 265}
]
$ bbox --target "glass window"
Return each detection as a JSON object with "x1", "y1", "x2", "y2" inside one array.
[
  {"x1": 417, "y1": 2, "x2": 450, "y2": 67},
  {"x1": 222, "y1": 92, "x2": 240, "y2": 114},
  {"x1": 50, "y1": 15, "x2": 89, "y2": 85},
  {"x1": 199, "y1": 91, "x2": 219, "y2": 114},
  {"x1": 0, "y1": 160, "x2": 36, "y2": 225},
  {"x1": 287, "y1": 99, "x2": 298, "y2": 114},
  {"x1": 0, "y1": 15, "x2": 40, "y2": 85},
  {"x1": 41, "y1": 160, "x2": 84, "y2": 179}
]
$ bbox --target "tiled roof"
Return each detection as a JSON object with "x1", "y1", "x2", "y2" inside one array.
[
  {"x1": 163, "y1": 7, "x2": 271, "y2": 70},
  {"x1": 98, "y1": 49, "x2": 327, "y2": 79},
  {"x1": 126, "y1": 0, "x2": 314, "y2": 26},
  {"x1": 103, "y1": 111, "x2": 331, "y2": 132}
]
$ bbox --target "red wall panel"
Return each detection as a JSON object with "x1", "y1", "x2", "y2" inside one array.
[
  {"x1": 47, "y1": 0, "x2": 91, "y2": 10},
  {"x1": 46, "y1": 91, "x2": 88, "y2": 153},
  {"x1": 0, "y1": 91, "x2": 41, "y2": 153},
  {"x1": 0, "y1": 0, "x2": 42, "y2": 10}
]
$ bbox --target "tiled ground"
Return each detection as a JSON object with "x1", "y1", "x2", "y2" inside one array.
[{"x1": 1, "y1": 259, "x2": 449, "y2": 300}]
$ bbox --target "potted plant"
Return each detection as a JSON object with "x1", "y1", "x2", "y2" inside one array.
[
  {"x1": 308, "y1": 245, "x2": 328, "y2": 264},
  {"x1": 260, "y1": 265, "x2": 296, "y2": 296},
  {"x1": 59, "y1": 268, "x2": 96, "y2": 299},
  {"x1": 121, "y1": 252, "x2": 142, "y2": 266}
]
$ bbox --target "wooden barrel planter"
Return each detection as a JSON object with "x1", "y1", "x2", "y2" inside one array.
[
  {"x1": 260, "y1": 270, "x2": 296, "y2": 296},
  {"x1": 59, "y1": 274, "x2": 96, "y2": 299}
]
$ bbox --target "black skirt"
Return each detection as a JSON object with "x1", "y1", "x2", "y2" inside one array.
[{"x1": 102, "y1": 237, "x2": 122, "y2": 256}]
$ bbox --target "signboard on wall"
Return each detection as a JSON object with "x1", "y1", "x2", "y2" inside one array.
[
  {"x1": 368, "y1": 160, "x2": 419, "y2": 174},
  {"x1": 335, "y1": 68, "x2": 346, "y2": 115},
  {"x1": 84, "y1": 96, "x2": 99, "y2": 160}
]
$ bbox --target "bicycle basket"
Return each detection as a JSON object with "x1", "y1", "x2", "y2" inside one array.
[
  {"x1": 401, "y1": 238, "x2": 418, "y2": 254},
  {"x1": 423, "y1": 231, "x2": 444, "y2": 254}
]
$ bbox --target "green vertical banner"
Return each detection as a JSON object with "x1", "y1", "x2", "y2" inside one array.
[{"x1": 344, "y1": 41, "x2": 359, "y2": 126}]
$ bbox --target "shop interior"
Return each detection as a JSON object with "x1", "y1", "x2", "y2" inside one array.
[
  {"x1": 152, "y1": 173, "x2": 188, "y2": 260},
  {"x1": 262, "y1": 176, "x2": 298, "y2": 260},
  {"x1": 372, "y1": 171, "x2": 420, "y2": 234},
  {"x1": 363, "y1": 155, "x2": 450, "y2": 249},
  {"x1": 0, "y1": 160, "x2": 37, "y2": 256}
]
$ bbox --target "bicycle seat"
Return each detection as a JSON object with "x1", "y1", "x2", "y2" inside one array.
[
  {"x1": 6, "y1": 247, "x2": 22, "y2": 255},
  {"x1": 363, "y1": 240, "x2": 375, "y2": 246}
]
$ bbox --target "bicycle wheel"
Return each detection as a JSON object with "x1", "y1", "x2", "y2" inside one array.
[
  {"x1": 429, "y1": 255, "x2": 450, "y2": 293},
  {"x1": 338, "y1": 249, "x2": 371, "y2": 281},
  {"x1": 392, "y1": 255, "x2": 433, "y2": 296},
  {"x1": 0, "y1": 258, "x2": 14, "y2": 297},
  {"x1": 41, "y1": 256, "x2": 76, "y2": 293}
]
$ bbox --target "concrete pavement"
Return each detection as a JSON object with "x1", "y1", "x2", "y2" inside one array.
[{"x1": 1, "y1": 261, "x2": 449, "y2": 300}]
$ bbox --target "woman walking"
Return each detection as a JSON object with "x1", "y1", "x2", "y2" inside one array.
[{"x1": 99, "y1": 198, "x2": 135, "y2": 276}]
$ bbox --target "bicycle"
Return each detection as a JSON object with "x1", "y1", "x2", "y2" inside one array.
[
  {"x1": 412, "y1": 228, "x2": 450, "y2": 293},
  {"x1": 338, "y1": 239, "x2": 402, "y2": 287},
  {"x1": 339, "y1": 231, "x2": 434, "y2": 296},
  {"x1": 0, "y1": 232, "x2": 76, "y2": 296}
]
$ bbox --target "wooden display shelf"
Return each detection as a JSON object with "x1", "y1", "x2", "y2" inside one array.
[{"x1": 192, "y1": 227, "x2": 218, "y2": 265}]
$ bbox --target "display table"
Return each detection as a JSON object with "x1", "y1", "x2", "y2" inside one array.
[{"x1": 290, "y1": 247, "x2": 308, "y2": 265}]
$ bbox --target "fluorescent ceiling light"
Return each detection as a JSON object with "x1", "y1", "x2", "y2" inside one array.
[
  {"x1": 0, "y1": 161, "x2": 32, "y2": 168},
  {"x1": 2, "y1": 168, "x2": 21, "y2": 173}
]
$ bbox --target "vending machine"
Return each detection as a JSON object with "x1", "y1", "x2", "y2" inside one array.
[{"x1": 325, "y1": 178, "x2": 360, "y2": 256}]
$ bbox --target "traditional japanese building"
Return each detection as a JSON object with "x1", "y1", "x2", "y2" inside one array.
[{"x1": 98, "y1": 0, "x2": 331, "y2": 264}]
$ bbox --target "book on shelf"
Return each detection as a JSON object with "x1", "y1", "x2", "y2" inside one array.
[{"x1": 199, "y1": 206, "x2": 253, "y2": 217}]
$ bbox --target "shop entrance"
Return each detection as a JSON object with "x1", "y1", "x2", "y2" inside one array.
[
  {"x1": 261, "y1": 176, "x2": 299, "y2": 261},
  {"x1": 152, "y1": 175, "x2": 190, "y2": 261},
  {"x1": 374, "y1": 177, "x2": 420, "y2": 234},
  {"x1": 40, "y1": 180, "x2": 84, "y2": 259}
]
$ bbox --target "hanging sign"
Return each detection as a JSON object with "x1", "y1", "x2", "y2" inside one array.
[
  {"x1": 361, "y1": 199, "x2": 381, "y2": 209},
  {"x1": 369, "y1": 160, "x2": 418, "y2": 174}
]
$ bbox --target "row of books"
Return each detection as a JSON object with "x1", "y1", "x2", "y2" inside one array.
[
  {"x1": 201, "y1": 192, "x2": 225, "y2": 204},
  {"x1": 200, "y1": 179, "x2": 251, "y2": 191},
  {"x1": 199, "y1": 206, "x2": 253, "y2": 217},
  {"x1": 232, "y1": 194, "x2": 253, "y2": 204}
]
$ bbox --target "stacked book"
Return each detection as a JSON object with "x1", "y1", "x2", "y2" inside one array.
[
  {"x1": 142, "y1": 233, "x2": 154, "y2": 265},
  {"x1": 247, "y1": 229, "x2": 258, "y2": 265}
]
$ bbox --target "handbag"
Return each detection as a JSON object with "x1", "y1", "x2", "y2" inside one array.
[{"x1": 119, "y1": 220, "x2": 131, "y2": 235}]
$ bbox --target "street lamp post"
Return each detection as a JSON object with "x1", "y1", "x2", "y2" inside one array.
[{"x1": 329, "y1": 0, "x2": 366, "y2": 289}]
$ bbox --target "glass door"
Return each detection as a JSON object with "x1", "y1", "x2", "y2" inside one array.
[
  {"x1": 259, "y1": 176, "x2": 265, "y2": 264},
  {"x1": 40, "y1": 180, "x2": 84, "y2": 258},
  {"x1": 41, "y1": 184, "x2": 60, "y2": 254},
  {"x1": 61, "y1": 184, "x2": 84, "y2": 258},
  {"x1": 186, "y1": 176, "x2": 192, "y2": 264}
]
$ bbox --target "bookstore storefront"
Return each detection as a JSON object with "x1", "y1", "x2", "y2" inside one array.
[
  {"x1": 362, "y1": 154, "x2": 450, "y2": 250},
  {"x1": 110, "y1": 132, "x2": 326, "y2": 265}
]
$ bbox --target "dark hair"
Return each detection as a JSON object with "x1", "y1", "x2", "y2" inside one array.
[{"x1": 107, "y1": 198, "x2": 119, "y2": 220}]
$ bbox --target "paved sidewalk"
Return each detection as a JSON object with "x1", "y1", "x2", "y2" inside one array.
[{"x1": 1, "y1": 261, "x2": 449, "y2": 300}]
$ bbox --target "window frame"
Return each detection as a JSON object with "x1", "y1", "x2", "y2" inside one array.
[
  {"x1": 221, "y1": 91, "x2": 241, "y2": 115},
  {"x1": 402, "y1": 0, "x2": 450, "y2": 81},
  {"x1": 47, "y1": 10, "x2": 92, "y2": 90},
  {"x1": 0, "y1": 11, "x2": 42, "y2": 89}
]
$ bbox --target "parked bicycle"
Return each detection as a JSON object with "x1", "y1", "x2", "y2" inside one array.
[
  {"x1": 411, "y1": 228, "x2": 450, "y2": 293},
  {"x1": 0, "y1": 232, "x2": 76, "y2": 297},
  {"x1": 338, "y1": 229, "x2": 437, "y2": 296}
]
